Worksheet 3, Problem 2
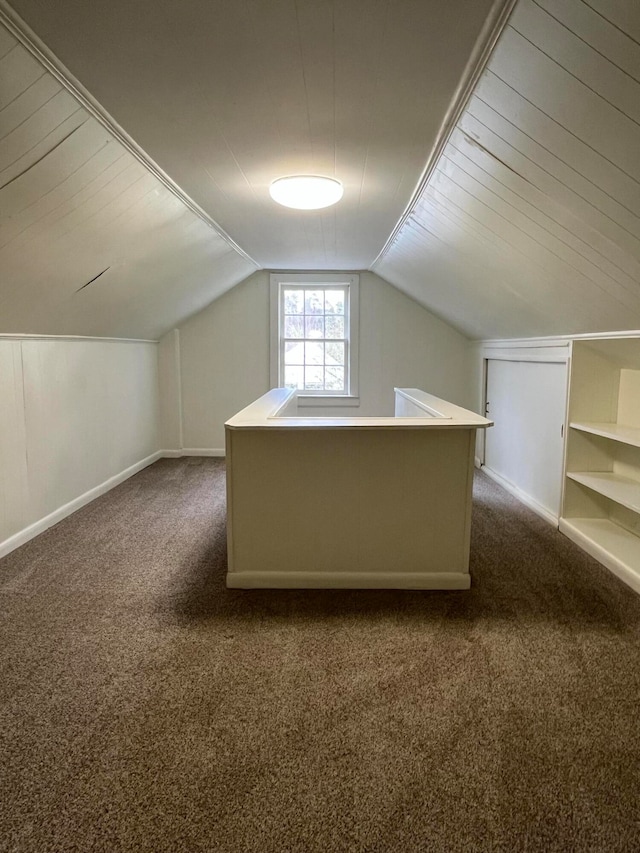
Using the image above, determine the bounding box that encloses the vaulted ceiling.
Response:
[1,0,639,341]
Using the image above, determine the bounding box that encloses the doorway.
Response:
[484,359,568,521]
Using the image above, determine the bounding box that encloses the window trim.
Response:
[270,273,359,405]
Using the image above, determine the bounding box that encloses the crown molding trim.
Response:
[0,333,158,343]
[0,1,260,271]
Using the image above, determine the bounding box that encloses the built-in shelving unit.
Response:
[560,338,640,595]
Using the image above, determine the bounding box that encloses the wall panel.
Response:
[0,337,159,557]
[0,340,28,543]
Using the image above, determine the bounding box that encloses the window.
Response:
[270,273,359,403]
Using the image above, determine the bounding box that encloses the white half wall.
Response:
[160,270,475,451]
[0,336,160,557]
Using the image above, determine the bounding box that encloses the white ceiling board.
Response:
[511,0,640,124]
[535,0,640,79]
[433,149,640,312]
[375,0,640,339]
[445,127,640,284]
[5,0,498,270]
[0,17,14,55]
[0,32,42,106]
[0,89,84,185]
[376,219,561,340]
[584,0,640,43]
[413,187,623,331]
[490,28,639,181]
[0,30,256,338]
[461,99,640,259]
[472,72,640,220]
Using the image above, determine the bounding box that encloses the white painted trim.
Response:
[297,395,360,408]
[0,451,162,560]
[179,448,226,457]
[559,519,640,597]
[269,277,279,390]
[173,329,184,450]
[474,456,482,469]
[477,331,640,346]
[269,273,360,402]
[227,387,491,429]
[482,465,559,527]
[160,449,226,457]
[0,334,158,344]
[481,347,569,363]
[0,1,259,271]
[226,571,471,590]
[370,0,518,269]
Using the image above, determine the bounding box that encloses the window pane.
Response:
[325,316,344,339]
[304,341,324,365]
[305,290,324,314]
[283,290,304,314]
[284,315,304,339]
[325,289,345,314]
[284,365,304,389]
[325,366,345,391]
[305,316,324,338]
[277,277,355,395]
[284,341,304,365]
[304,365,324,390]
[325,341,344,365]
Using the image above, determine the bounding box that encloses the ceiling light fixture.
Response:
[269,175,343,210]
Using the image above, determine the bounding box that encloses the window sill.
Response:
[297,395,360,408]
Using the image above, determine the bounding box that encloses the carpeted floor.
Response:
[1,458,639,853]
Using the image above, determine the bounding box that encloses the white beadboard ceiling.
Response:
[1,0,639,341]
[374,0,640,339]
[0,24,256,339]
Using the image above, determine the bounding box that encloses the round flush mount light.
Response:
[269,175,344,210]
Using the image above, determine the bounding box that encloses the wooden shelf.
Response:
[567,471,640,513]
[562,339,640,596]
[570,421,640,449]
[559,517,640,595]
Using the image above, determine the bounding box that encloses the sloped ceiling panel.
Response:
[0,24,257,340]
[373,0,640,340]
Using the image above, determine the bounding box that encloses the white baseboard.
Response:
[162,448,225,457]
[0,451,162,560]
[481,465,559,527]
[226,571,471,590]
[474,456,482,469]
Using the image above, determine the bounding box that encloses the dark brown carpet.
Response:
[1,458,639,853]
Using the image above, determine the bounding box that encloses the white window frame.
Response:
[270,273,359,407]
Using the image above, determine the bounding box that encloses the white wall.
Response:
[0,337,160,557]
[160,270,474,451]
